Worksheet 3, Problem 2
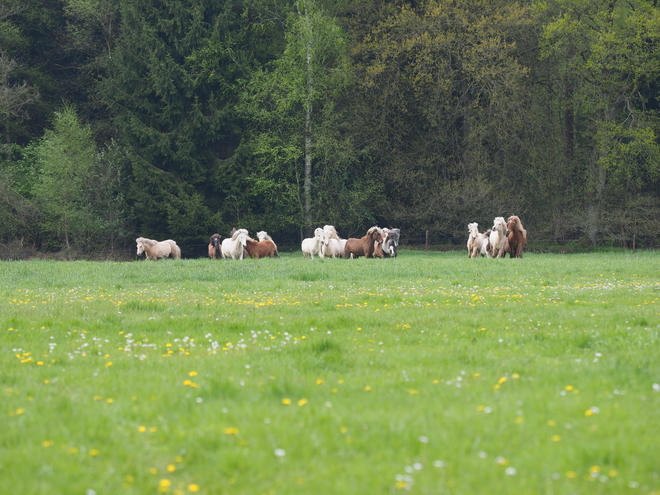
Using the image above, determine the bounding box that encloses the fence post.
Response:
[425,230,429,251]
[633,234,636,253]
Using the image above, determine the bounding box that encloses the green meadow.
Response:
[1,251,659,495]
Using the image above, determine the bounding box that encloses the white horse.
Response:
[467,223,486,258]
[221,229,249,260]
[256,231,272,242]
[302,227,324,258]
[488,217,508,258]
[136,237,181,261]
[321,225,347,258]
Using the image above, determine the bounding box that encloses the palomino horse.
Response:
[221,229,249,260]
[488,217,508,258]
[506,215,527,258]
[208,234,222,259]
[136,237,181,261]
[467,223,486,258]
[302,228,324,258]
[344,227,384,259]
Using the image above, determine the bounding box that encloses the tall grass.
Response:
[1,251,659,494]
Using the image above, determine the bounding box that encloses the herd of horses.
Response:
[135,225,400,261]
[135,216,526,261]
[467,215,527,258]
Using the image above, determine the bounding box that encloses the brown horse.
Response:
[506,215,527,258]
[244,237,279,259]
[344,227,384,259]
[208,234,222,259]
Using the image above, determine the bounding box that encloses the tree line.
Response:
[1,0,659,258]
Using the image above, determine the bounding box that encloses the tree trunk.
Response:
[302,3,313,237]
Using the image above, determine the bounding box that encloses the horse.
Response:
[481,229,491,257]
[506,215,527,258]
[467,223,486,258]
[321,225,347,258]
[208,234,222,259]
[383,228,400,258]
[344,227,384,259]
[136,237,181,261]
[488,217,508,258]
[245,235,279,259]
[373,228,399,258]
[302,227,324,258]
[221,229,249,260]
[256,231,273,242]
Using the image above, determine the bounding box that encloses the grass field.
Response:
[2,250,659,495]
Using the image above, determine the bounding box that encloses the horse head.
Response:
[367,226,384,243]
[210,234,221,247]
[257,231,272,242]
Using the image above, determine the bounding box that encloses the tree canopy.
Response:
[1,0,660,256]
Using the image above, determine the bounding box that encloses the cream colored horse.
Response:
[136,237,181,261]
[467,223,486,258]
[488,217,508,258]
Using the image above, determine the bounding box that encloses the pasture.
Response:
[1,251,659,495]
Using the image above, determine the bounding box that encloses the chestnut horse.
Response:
[245,236,279,259]
[506,215,527,258]
[344,227,384,259]
[208,234,222,259]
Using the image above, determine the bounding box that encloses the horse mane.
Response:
[323,225,340,239]
[507,215,526,235]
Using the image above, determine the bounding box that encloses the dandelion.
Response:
[547,420,557,426]
[408,389,419,395]
[223,427,239,435]
[281,398,291,405]
[566,471,577,479]
[364,386,372,391]
[158,479,171,491]
[89,449,100,456]
[105,362,113,367]
[138,426,147,432]
[496,457,507,465]
[188,484,200,492]
[42,440,54,447]
[498,377,507,384]
[316,379,324,385]
[297,398,308,406]
[189,371,198,377]
[585,406,600,416]
[167,464,176,472]
[552,435,561,442]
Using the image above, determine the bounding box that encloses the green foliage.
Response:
[27,105,128,253]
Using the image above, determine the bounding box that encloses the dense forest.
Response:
[1,0,660,258]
